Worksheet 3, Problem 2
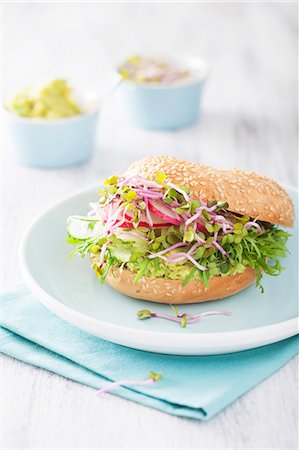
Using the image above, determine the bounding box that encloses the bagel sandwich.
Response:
[67,156,294,304]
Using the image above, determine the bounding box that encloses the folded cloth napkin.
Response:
[1,285,298,420]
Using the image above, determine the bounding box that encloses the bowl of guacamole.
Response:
[8,79,82,119]
[4,79,100,168]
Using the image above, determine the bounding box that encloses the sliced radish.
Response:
[125,211,148,225]
[98,200,175,229]
[148,200,181,226]
[196,221,207,233]
[96,206,108,220]
[152,222,170,228]
[97,199,123,222]
[124,211,169,228]
[118,221,134,229]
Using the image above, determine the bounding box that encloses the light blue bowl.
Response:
[4,91,100,168]
[118,56,209,130]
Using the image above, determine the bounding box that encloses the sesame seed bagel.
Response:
[103,266,256,304]
[127,155,294,227]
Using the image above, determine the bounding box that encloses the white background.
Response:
[2,2,298,449]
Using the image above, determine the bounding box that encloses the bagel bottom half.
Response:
[103,266,256,304]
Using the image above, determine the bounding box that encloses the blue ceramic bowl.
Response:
[118,56,209,130]
[4,90,100,168]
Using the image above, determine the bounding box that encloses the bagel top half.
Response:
[127,155,294,228]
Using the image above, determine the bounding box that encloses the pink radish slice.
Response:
[97,205,108,220]
[124,214,148,227]
[120,220,169,229]
[97,199,122,221]
[102,219,134,229]
[152,222,170,228]
[99,201,172,229]
[196,222,207,233]
[124,212,169,228]
[148,200,181,226]
[118,221,134,229]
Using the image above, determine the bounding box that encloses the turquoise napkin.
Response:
[1,285,298,420]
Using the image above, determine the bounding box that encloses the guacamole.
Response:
[8,79,81,119]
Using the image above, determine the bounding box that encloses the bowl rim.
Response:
[2,87,101,125]
[114,54,210,90]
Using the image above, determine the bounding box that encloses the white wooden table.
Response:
[2,3,298,449]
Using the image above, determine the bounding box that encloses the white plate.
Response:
[20,184,299,355]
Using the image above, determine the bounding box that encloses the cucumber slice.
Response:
[67,216,103,240]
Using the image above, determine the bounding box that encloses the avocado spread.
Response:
[9,79,81,119]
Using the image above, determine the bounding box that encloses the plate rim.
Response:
[19,182,299,355]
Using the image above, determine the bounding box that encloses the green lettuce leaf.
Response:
[66,214,291,290]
